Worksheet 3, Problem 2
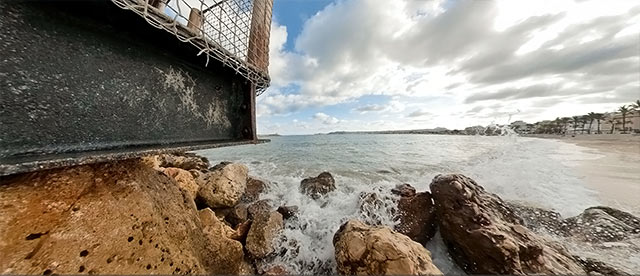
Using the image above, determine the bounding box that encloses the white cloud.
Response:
[313,112,341,125]
[258,0,640,134]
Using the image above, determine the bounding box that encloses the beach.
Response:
[531,134,640,215]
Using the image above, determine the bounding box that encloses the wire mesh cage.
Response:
[111,0,272,95]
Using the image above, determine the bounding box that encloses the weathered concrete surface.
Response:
[0,159,232,274]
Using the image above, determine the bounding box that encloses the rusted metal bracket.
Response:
[0,1,266,176]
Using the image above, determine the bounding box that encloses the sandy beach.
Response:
[531,134,640,215]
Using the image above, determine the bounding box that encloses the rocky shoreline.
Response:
[1,153,638,275]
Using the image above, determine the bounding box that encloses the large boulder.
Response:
[300,172,336,199]
[333,220,442,275]
[0,160,233,274]
[246,211,283,259]
[162,167,199,199]
[198,208,245,274]
[395,190,437,245]
[430,174,585,274]
[196,162,248,208]
[391,183,416,197]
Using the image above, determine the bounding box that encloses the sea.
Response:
[198,134,635,274]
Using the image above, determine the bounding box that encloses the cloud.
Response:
[313,112,341,125]
[258,0,640,133]
[407,110,431,118]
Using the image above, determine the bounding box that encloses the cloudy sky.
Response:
[257,0,639,135]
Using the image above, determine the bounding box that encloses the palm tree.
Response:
[619,105,630,133]
[608,118,616,134]
[572,116,580,135]
[592,113,604,134]
[586,112,596,134]
[580,115,589,134]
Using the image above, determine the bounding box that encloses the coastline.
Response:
[529,134,640,215]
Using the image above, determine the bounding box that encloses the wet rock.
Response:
[248,199,273,219]
[198,208,244,274]
[395,191,437,245]
[156,153,209,171]
[242,177,267,203]
[391,183,416,197]
[224,204,249,227]
[357,192,392,226]
[300,172,336,199]
[430,174,585,274]
[0,160,231,274]
[262,264,289,275]
[333,220,442,275]
[507,202,568,236]
[246,211,283,259]
[162,167,200,199]
[575,256,631,276]
[277,205,299,220]
[564,206,640,243]
[196,162,248,208]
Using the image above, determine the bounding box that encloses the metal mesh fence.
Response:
[110,0,272,95]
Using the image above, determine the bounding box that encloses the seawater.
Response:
[198,134,604,274]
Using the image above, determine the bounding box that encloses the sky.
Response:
[257,0,640,135]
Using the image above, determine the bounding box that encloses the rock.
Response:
[333,220,442,275]
[246,211,283,259]
[357,192,392,226]
[229,220,252,243]
[563,206,640,243]
[196,162,248,208]
[0,160,235,274]
[242,177,267,203]
[395,191,437,245]
[575,256,631,276]
[300,172,336,199]
[198,208,245,274]
[507,202,568,236]
[391,183,416,197]
[224,204,249,227]
[156,153,209,171]
[430,174,585,274]
[277,205,299,220]
[247,199,273,219]
[239,258,257,275]
[262,265,289,275]
[162,167,200,199]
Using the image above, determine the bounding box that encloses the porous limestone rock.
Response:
[198,208,244,274]
[196,162,248,208]
[0,160,230,275]
[563,206,640,243]
[430,174,585,275]
[246,211,283,259]
[162,167,199,199]
[300,172,336,199]
[333,220,442,275]
[156,153,209,171]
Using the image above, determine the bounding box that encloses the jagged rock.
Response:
[262,264,289,275]
[300,172,336,199]
[507,202,568,236]
[198,208,244,274]
[162,167,200,199]
[248,199,273,219]
[277,205,299,220]
[229,220,252,243]
[222,204,248,227]
[156,153,209,171]
[239,258,257,275]
[430,174,585,274]
[0,160,233,274]
[575,256,631,276]
[333,220,442,275]
[391,183,416,197]
[564,206,640,243]
[395,190,437,245]
[246,211,283,259]
[196,162,248,208]
[242,177,267,203]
